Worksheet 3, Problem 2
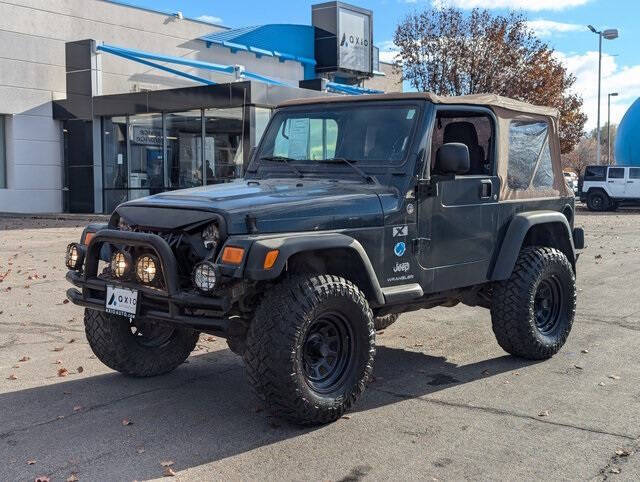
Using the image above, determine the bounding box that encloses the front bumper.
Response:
[65,229,238,334]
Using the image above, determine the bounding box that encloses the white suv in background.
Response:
[564,171,578,194]
[580,165,640,211]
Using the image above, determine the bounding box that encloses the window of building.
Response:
[507,120,552,190]
[165,110,203,188]
[608,167,625,179]
[129,113,164,201]
[203,107,244,184]
[0,115,6,189]
[102,116,128,213]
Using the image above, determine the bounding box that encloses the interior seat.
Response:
[443,121,485,174]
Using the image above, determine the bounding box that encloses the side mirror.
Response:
[436,143,470,175]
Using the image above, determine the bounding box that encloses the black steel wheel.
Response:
[84,309,199,377]
[491,247,576,360]
[244,274,375,425]
[587,191,609,211]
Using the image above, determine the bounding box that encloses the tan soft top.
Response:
[278,92,558,118]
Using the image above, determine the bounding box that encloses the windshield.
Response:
[256,103,420,168]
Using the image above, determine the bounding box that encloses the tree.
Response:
[561,137,597,175]
[588,123,617,164]
[393,7,587,153]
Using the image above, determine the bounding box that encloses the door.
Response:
[627,168,640,198]
[417,107,499,293]
[607,167,626,197]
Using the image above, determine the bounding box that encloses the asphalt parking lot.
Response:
[1,208,639,481]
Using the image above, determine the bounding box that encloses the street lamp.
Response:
[588,25,618,165]
[608,92,618,164]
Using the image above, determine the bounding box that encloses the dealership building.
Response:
[0,0,401,214]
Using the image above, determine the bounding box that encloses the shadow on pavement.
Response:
[0,346,536,480]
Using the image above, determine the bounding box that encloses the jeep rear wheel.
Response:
[84,309,199,377]
[243,275,375,425]
[490,247,575,360]
[586,191,609,211]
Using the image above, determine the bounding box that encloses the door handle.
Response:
[480,179,492,199]
[608,180,615,183]
[627,181,634,183]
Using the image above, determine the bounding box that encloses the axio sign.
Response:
[337,7,371,73]
[312,1,373,77]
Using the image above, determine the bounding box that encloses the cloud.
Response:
[526,19,583,37]
[196,15,223,25]
[428,0,590,11]
[378,40,401,64]
[556,51,640,131]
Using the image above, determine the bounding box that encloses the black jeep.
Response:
[65,93,584,425]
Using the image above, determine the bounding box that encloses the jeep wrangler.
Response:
[580,164,640,211]
[65,93,584,425]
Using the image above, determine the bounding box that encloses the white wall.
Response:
[0,0,306,213]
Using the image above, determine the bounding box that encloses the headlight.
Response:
[193,261,217,292]
[136,254,158,284]
[202,223,220,250]
[65,243,85,270]
[118,217,132,231]
[110,251,131,278]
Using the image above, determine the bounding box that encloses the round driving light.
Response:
[202,223,220,250]
[110,251,131,278]
[136,254,158,284]
[65,243,85,270]
[117,217,132,231]
[193,261,217,293]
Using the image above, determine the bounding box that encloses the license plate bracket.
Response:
[105,285,139,318]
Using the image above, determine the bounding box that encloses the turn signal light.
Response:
[263,250,279,269]
[83,232,95,245]
[221,246,245,264]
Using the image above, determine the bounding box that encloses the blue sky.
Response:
[117,0,640,130]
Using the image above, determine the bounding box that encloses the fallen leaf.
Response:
[136,447,146,454]
[594,254,602,259]
[12,365,20,369]
[205,336,215,342]
[598,382,606,387]
[581,349,589,354]
[35,477,50,482]
[574,365,583,370]
[66,473,79,482]
[27,459,36,465]
[341,415,352,419]
[77,366,84,373]
[53,360,62,365]
[160,461,175,467]
[57,368,69,377]
[122,418,133,426]
[163,467,176,477]
[7,374,18,380]
[53,347,64,352]
[68,338,76,344]
[414,343,424,347]
[73,405,82,412]
[610,467,621,474]
[18,356,30,362]
[62,299,69,304]
[538,410,550,417]
[608,375,621,380]
[616,449,632,457]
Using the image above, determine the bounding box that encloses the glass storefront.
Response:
[102,107,252,213]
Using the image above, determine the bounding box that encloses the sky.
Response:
[117,0,640,131]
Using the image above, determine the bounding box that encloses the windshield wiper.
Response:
[317,158,375,184]
[259,156,303,178]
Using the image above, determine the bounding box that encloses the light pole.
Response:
[588,25,618,164]
[608,92,618,164]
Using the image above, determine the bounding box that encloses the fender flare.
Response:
[490,211,576,281]
[241,233,386,306]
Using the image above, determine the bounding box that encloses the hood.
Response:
[118,179,389,234]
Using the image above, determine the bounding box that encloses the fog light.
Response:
[110,251,131,278]
[136,254,158,284]
[65,243,85,270]
[193,261,217,293]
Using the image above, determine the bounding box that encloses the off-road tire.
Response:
[374,313,400,331]
[586,190,609,211]
[243,275,375,425]
[490,247,575,360]
[84,308,199,377]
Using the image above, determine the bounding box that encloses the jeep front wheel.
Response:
[84,309,199,376]
[490,247,576,360]
[243,275,375,425]
[586,191,609,211]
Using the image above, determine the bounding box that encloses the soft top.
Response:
[278,92,558,118]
